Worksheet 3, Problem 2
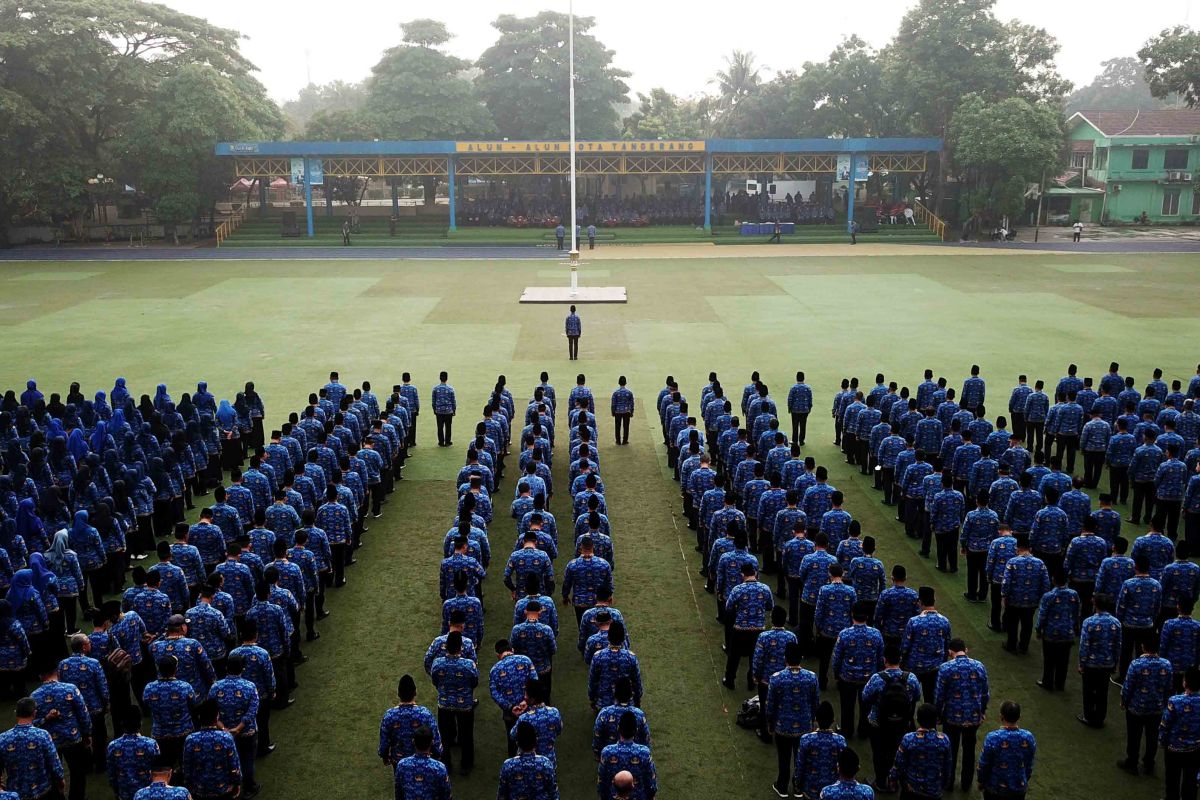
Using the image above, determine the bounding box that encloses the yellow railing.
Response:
[214,209,245,247]
[912,200,947,241]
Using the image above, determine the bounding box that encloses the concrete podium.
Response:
[520,254,626,304]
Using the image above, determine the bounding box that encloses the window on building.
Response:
[1192,191,1200,216]
[1131,149,1150,170]
[1095,147,1108,170]
[1071,153,1092,169]
[1162,189,1181,216]
[1164,149,1189,170]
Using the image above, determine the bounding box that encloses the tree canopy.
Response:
[1067,57,1171,112]
[475,12,630,139]
[1139,26,1200,107]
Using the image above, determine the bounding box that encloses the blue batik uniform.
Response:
[589,647,643,708]
[503,548,552,595]
[1002,555,1050,608]
[862,667,922,726]
[563,556,613,608]
[1004,489,1041,533]
[915,418,942,456]
[788,383,813,415]
[490,654,538,714]
[819,509,852,548]
[1095,555,1136,599]
[935,654,989,728]
[793,729,847,798]
[819,779,874,799]
[1064,534,1106,585]
[1122,654,1172,716]
[1079,611,1122,668]
[902,611,951,674]
[510,705,563,765]
[1131,443,1165,484]
[1162,560,1200,611]
[835,538,864,573]
[960,507,999,553]
[1030,506,1069,557]
[832,624,884,683]
[246,599,292,659]
[31,680,89,747]
[1161,692,1200,753]
[799,551,837,605]
[1132,532,1176,581]
[753,628,798,684]
[766,665,819,737]
[1161,617,1200,674]
[215,558,254,616]
[781,536,815,579]
[977,727,1036,797]
[394,752,451,800]
[430,655,478,711]
[1117,576,1162,629]
[182,727,241,798]
[726,580,774,629]
[423,635,478,675]
[209,676,259,736]
[815,582,857,638]
[0,723,63,800]
[107,733,160,800]
[143,678,197,738]
[874,585,919,642]
[592,703,649,758]
[497,752,558,800]
[431,384,456,416]
[58,654,109,716]
[929,489,965,534]
[889,727,953,797]
[598,741,657,800]
[969,457,999,499]
[443,595,484,648]
[511,622,557,677]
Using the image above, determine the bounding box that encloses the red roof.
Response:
[1072,109,1200,137]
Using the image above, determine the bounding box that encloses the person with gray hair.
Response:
[58,633,109,772]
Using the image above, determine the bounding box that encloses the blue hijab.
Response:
[154,384,171,412]
[20,380,42,408]
[28,553,53,595]
[15,497,42,542]
[67,428,89,462]
[216,399,237,428]
[94,391,110,417]
[6,569,35,612]
[90,421,109,453]
[46,418,66,442]
[111,378,130,408]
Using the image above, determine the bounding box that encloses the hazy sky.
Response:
[167,0,1195,104]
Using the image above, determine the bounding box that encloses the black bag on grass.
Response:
[736,695,760,729]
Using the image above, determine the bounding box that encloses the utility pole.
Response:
[567,0,580,291]
[1033,168,1045,243]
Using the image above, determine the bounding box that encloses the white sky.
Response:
[166,0,1196,105]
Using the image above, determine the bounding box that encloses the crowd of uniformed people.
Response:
[665,363,1200,800]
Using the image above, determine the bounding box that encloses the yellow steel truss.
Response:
[233,151,929,178]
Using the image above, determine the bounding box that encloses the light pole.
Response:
[567,0,580,292]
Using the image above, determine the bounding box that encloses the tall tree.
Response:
[366,19,495,140]
[1139,26,1200,107]
[1067,57,1171,112]
[791,36,898,137]
[120,63,282,241]
[713,50,761,111]
[281,81,367,135]
[621,88,712,139]
[949,93,1062,221]
[475,12,630,139]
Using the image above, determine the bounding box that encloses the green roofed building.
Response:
[1063,109,1200,225]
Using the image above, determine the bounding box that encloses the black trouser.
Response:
[1070,579,1095,616]
[1157,499,1183,539]
[990,583,1004,629]
[407,414,417,446]
[1121,626,1154,679]
[502,710,519,757]
[796,601,815,657]
[1165,747,1200,800]
[303,590,316,639]
[271,655,293,704]
[1081,666,1112,725]
[1027,422,1045,458]
[567,336,579,360]
[844,432,858,463]
[1011,412,1026,442]
[881,468,896,503]
[331,543,347,587]
[316,573,329,616]
[61,741,90,800]
[1132,481,1156,524]
[871,723,907,788]
[943,724,978,791]
[837,680,868,737]
[588,236,595,250]
[1082,451,1105,488]
[1033,549,1064,578]
[1056,434,1079,474]
[935,529,959,571]
[857,439,870,474]
[556,235,564,249]
[1005,605,1035,652]
[369,482,383,516]
[90,710,108,769]
[785,577,802,627]
[1125,711,1159,768]
[435,414,453,446]
[904,498,923,539]
[791,412,809,444]
[438,707,475,770]
[1188,512,1200,551]
[724,628,759,685]
[774,733,799,790]
[965,551,987,599]
[84,568,106,611]
[1109,465,1130,504]
[916,670,937,704]
[815,635,836,691]
[613,414,630,445]
[256,703,273,755]
[983,792,1026,800]
[1041,640,1072,690]
[236,732,258,789]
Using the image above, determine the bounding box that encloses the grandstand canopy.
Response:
[215,137,942,233]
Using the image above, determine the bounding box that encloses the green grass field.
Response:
[1,248,1197,800]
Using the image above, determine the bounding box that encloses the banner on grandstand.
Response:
[836,154,869,182]
[290,158,324,186]
[455,141,705,153]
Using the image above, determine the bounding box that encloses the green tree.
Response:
[366,19,495,140]
[1139,26,1200,107]
[882,0,1071,139]
[475,12,630,139]
[120,63,282,241]
[0,0,276,244]
[621,88,712,139]
[949,93,1063,222]
[281,81,367,135]
[303,109,381,141]
[1067,57,1171,112]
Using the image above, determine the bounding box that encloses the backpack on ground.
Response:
[735,694,760,729]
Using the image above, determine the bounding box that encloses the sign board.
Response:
[455,140,705,153]
[835,154,869,182]
[290,158,324,186]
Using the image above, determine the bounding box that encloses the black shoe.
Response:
[1035,680,1052,691]
[1115,759,1138,774]
[757,730,773,744]
[243,784,262,799]
[771,782,788,798]
[987,624,1005,633]
[1002,642,1018,654]
[265,743,277,754]
[1143,761,1155,775]
[306,632,321,642]
[294,655,309,665]
[317,610,331,620]
[721,678,735,690]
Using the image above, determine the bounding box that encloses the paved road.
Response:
[0,245,559,261]
[950,240,1200,253]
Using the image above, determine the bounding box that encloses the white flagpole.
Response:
[568,0,580,290]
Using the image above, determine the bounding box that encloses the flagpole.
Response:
[568,0,580,289]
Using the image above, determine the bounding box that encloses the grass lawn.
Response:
[0,248,1195,799]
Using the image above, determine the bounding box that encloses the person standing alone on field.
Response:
[555,223,565,250]
[1073,220,1083,243]
[432,373,456,448]
[588,224,596,250]
[565,306,581,361]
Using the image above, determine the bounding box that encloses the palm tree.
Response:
[713,50,761,111]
